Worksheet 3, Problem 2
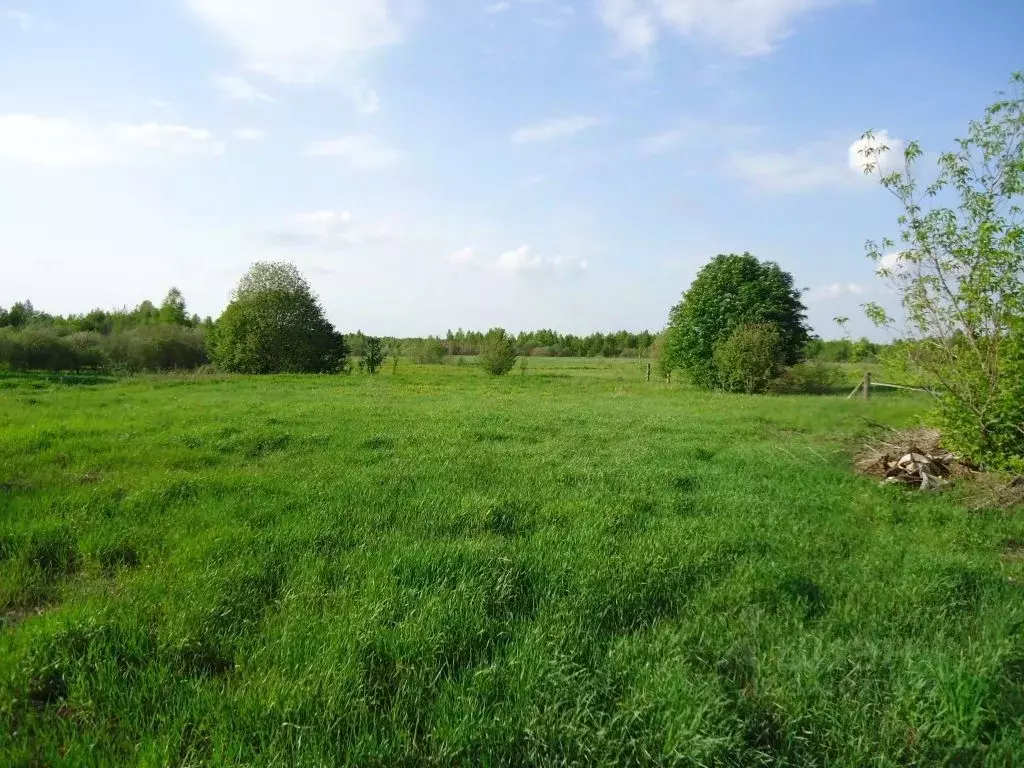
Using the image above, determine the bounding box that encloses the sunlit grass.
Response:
[1,360,1022,765]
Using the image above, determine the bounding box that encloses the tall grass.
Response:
[1,360,1022,765]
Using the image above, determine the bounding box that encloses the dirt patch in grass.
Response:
[1001,539,1024,562]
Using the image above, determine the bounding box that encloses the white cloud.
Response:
[729,145,849,193]
[497,245,545,272]
[449,246,476,264]
[3,9,34,31]
[214,74,276,104]
[598,0,657,55]
[266,209,393,247]
[848,130,905,176]
[0,115,223,167]
[112,124,225,155]
[809,282,869,300]
[186,0,407,83]
[234,128,267,141]
[496,245,589,273]
[876,251,907,275]
[639,129,684,154]
[523,173,551,187]
[352,86,381,115]
[485,2,510,13]
[0,115,110,168]
[729,131,908,193]
[597,0,847,57]
[307,134,400,169]
[512,116,601,144]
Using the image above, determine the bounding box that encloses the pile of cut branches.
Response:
[855,427,969,491]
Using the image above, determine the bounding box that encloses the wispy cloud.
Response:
[307,134,400,170]
[265,209,393,248]
[352,86,381,115]
[512,116,601,144]
[808,282,870,301]
[449,246,476,264]
[639,129,685,154]
[3,9,34,31]
[730,131,906,194]
[214,75,276,104]
[597,0,852,58]
[495,245,589,273]
[186,0,409,83]
[234,128,267,141]
[0,115,224,168]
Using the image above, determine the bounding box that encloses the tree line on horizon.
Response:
[0,276,880,377]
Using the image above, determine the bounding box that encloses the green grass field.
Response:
[2,359,1023,766]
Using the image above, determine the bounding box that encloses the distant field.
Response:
[2,359,1023,765]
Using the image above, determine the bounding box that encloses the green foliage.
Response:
[767,361,844,395]
[412,337,448,365]
[713,323,784,394]
[6,301,33,330]
[209,262,347,374]
[664,253,810,389]
[1,362,1022,765]
[158,287,189,326]
[101,326,208,373]
[0,328,80,371]
[479,328,517,376]
[0,326,206,373]
[862,74,1024,469]
[362,337,385,376]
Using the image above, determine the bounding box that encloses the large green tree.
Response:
[663,253,810,388]
[209,262,348,374]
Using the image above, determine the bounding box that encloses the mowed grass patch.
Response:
[1,360,1023,765]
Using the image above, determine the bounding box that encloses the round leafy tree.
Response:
[210,262,348,374]
[663,253,810,388]
[479,328,518,376]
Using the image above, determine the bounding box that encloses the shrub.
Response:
[0,328,79,372]
[102,326,208,373]
[209,262,347,374]
[767,361,843,395]
[713,324,785,394]
[413,338,447,365]
[362,337,385,375]
[664,253,810,389]
[479,328,517,376]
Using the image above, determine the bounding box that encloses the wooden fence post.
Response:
[863,371,872,400]
[647,363,652,382]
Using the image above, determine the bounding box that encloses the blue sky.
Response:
[1,0,1021,338]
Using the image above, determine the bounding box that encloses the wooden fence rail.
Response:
[847,371,936,400]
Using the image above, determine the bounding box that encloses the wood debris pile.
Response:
[855,428,968,491]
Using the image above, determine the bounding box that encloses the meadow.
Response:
[2,358,1023,766]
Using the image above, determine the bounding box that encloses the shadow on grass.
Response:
[0,371,117,390]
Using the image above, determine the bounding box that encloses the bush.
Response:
[0,328,83,372]
[412,338,447,365]
[937,325,1024,471]
[479,328,517,376]
[664,253,810,389]
[767,361,843,395]
[209,262,347,374]
[102,326,208,373]
[713,324,784,394]
[0,326,207,374]
[362,337,385,375]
